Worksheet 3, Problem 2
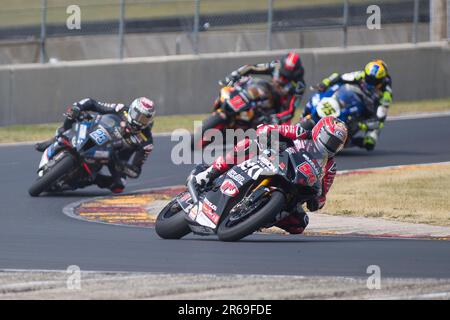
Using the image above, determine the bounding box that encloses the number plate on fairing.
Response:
[89,126,110,145]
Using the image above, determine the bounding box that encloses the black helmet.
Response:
[273,52,304,96]
[279,51,304,82]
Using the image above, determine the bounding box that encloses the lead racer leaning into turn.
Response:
[192,116,349,235]
[35,97,156,193]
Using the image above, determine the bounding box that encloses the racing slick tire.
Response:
[217,190,285,242]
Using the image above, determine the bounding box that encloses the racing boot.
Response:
[95,174,125,193]
[35,126,66,152]
[110,179,125,194]
[363,130,379,151]
[35,137,56,152]
[275,205,309,234]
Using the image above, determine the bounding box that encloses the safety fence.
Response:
[0,0,447,63]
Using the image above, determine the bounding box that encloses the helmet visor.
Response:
[129,107,153,128]
[365,74,379,86]
[318,131,344,154]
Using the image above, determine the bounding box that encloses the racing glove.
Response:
[306,196,325,212]
[64,106,81,121]
[220,70,241,86]
[316,82,328,92]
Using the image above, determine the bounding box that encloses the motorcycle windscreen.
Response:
[335,85,365,116]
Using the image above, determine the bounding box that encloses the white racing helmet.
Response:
[127,97,156,131]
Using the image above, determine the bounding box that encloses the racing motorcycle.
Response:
[191,76,280,150]
[303,83,381,148]
[155,139,322,242]
[29,112,124,196]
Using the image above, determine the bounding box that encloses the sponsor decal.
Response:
[202,199,220,225]
[113,127,122,140]
[220,179,239,197]
[203,198,218,211]
[189,205,199,220]
[279,162,286,171]
[286,147,296,154]
[227,169,245,185]
[259,156,275,170]
[180,193,191,202]
[115,104,125,112]
[94,150,110,158]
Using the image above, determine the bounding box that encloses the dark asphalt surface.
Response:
[0,116,449,278]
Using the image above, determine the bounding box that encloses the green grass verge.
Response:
[328,163,450,226]
[0,114,208,144]
[1,98,449,144]
[387,98,450,116]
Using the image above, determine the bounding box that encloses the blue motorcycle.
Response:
[29,112,124,196]
[303,83,377,148]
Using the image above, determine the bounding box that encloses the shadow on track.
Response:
[176,235,371,244]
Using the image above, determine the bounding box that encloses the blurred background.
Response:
[0,0,448,64]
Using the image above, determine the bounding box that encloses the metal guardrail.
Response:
[0,0,444,63]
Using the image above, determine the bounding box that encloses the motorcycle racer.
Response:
[315,60,392,150]
[192,116,348,234]
[35,97,155,193]
[221,51,306,124]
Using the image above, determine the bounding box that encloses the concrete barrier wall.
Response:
[0,68,11,124]
[0,42,449,126]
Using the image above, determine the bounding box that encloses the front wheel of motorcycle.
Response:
[28,153,76,197]
[155,198,191,239]
[190,112,226,150]
[217,190,285,242]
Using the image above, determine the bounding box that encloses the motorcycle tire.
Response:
[28,153,76,197]
[217,190,285,242]
[155,198,191,239]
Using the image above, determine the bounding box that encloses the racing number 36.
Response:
[297,162,317,185]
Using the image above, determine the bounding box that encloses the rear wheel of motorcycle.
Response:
[190,113,225,150]
[28,153,76,197]
[217,190,285,242]
[155,198,191,239]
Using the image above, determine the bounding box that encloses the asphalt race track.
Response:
[0,116,449,278]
